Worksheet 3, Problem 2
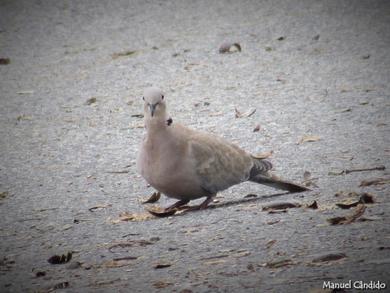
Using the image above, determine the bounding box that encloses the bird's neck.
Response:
[145,116,169,136]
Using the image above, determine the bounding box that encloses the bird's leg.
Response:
[198,195,215,209]
[165,199,190,211]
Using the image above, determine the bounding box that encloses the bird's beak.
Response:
[149,104,157,117]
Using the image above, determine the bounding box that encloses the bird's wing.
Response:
[188,132,253,194]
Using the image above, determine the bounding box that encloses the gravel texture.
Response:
[1,0,389,292]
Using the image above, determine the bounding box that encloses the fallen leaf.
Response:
[336,192,374,209]
[111,211,153,223]
[112,50,137,59]
[105,170,129,174]
[265,46,273,52]
[209,111,224,117]
[359,177,390,187]
[362,54,370,59]
[266,240,276,249]
[35,271,46,277]
[232,250,251,258]
[298,135,320,144]
[235,107,256,118]
[104,257,138,268]
[251,151,273,159]
[277,36,285,41]
[312,253,346,263]
[52,282,69,290]
[153,281,173,289]
[328,169,345,176]
[262,201,300,211]
[142,192,161,204]
[263,259,295,268]
[85,97,97,105]
[253,124,261,132]
[16,114,33,121]
[219,42,241,53]
[154,263,172,269]
[145,206,177,217]
[0,191,9,200]
[108,241,153,253]
[327,204,366,225]
[0,58,10,65]
[313,34,320,41]
[48,252,72,264]
[306,201,318,209]
[266,219,280,225]
[338,108,352,113]
[89,204,112,212]
[17,90,34,95]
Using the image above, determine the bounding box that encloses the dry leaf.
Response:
[336,193,374,209]
[262,201,300,211]
[112,50,137,59]
[108,240,154,252]
[328,169,345,176]
[266,240,276,249]
[145,206,177,217]
[298,135,320,144]
[311,253,346,263]
[0,58,10,65]
[142,192,161,204]
[219,42,241,53]
[0,191,9,200]
[111,211,153,223]
[253,124,261,132]
[327,204,366,225]
[359,177,390,187]
[209,111,224,117]
[154,263,172,269]
[52,282,69,290]
[266,219,280,225]
[153,281,173,289]
[235,107,256,118]
[263,259,295,268]
[104,257,137,268]
[251,150,273,159]
[16,114,33,121]
[48,252,72,264]
[89,204,112,212]
[17,90,34,95]
[85,97,97,105]
[306,201,318,209]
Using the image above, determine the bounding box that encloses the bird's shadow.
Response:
[146,191,296,218]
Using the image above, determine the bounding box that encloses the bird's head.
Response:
[142,87,167,122]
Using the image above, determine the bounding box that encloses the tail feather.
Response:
[249,174,309,193]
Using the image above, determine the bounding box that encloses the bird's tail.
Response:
[249,174,309,193]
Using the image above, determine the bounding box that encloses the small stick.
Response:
[345,165,385,174]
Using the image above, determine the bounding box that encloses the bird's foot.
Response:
[165,199,190,212]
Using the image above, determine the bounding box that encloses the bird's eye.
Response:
[161,95,164,100]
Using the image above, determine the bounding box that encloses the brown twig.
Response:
[345,165,385,174]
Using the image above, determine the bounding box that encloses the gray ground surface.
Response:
[1,0,390,292]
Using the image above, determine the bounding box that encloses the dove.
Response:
[136,87,309,211]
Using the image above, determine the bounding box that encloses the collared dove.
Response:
[137,87,309,211]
